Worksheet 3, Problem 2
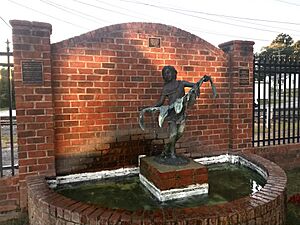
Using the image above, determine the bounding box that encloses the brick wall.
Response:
[10,20,56,208]
[8,20,298,214]
[245,143,300,170]
[0,176,19,213]
[8,21,259,176]
[219,40,254,150]
[51,23,236,175]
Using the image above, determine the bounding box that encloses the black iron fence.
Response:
[0,40,17,177]
[253,55,300,146]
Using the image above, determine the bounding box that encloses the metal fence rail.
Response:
[0,40,17,177]
[253,56,300,146]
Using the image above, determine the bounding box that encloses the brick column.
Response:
[10,20,55,208]
[219,40,254,151]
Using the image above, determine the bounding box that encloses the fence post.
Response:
[10,20,55,209]
[219,40,254,151]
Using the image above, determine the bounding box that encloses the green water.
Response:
[56,163,266,211]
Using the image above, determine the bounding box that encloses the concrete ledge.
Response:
[139,174,208,201]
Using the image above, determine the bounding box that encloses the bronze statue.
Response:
[139,65,216,165]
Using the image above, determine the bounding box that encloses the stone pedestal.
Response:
[139,156,208,201]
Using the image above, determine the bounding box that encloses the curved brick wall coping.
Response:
[27,153,287,225]
[48,153,267,188]
[47,167,139,189]
[194,154,268,179]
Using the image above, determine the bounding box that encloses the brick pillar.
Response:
[10,20,55,208]
[219,40,254,151]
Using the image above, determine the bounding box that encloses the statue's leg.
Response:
[176,121,186,141]
[161,121,175,158]
[161,121,177,158]
[168,121,177,158]
[162,143,170,157]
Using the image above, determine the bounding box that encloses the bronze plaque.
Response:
[22,61,43,84]
[149,37,160,48]
[239,68,249,85]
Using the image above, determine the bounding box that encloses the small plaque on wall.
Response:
[149,37,161,48]
[239,68,249,85]
[22,61,43,84]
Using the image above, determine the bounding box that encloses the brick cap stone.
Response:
[218,40,255,49]
[52,22,223,55]
[10,20,52,33]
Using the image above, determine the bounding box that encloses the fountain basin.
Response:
[27,153,287,225]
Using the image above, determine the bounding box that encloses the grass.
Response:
[286,167,300,225]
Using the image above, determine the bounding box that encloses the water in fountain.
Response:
[55,163,266,211]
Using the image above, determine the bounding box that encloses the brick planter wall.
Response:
[245,143,300,170]
[26,153,287,225]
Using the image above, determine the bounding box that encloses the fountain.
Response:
[8,20,288,225]
[28,153,286,224]
[26,66,286,225]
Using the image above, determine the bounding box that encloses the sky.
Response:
[1,0,300,54]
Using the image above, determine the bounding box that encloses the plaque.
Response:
[149,37,160,48]
[22,61,43,84]
[239,68,249,85]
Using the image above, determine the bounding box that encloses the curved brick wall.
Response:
[50,22,233,175]
[27,153,286,225]
[10,20,255,180]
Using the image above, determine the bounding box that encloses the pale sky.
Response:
[1,0,300,53]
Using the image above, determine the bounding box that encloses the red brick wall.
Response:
[245,143,300,170]
[219,41,254,150]
[7,19,299,215]
[8,22,257,177]
[0,176,19,213]
[51,23,234,174]
[10,20,56,207]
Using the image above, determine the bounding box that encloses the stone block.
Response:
[139,156,208,201]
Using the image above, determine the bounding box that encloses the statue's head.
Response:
[162,65,177,83]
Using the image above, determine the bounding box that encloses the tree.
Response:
[292,40,300,57]
[257,33,299,58]
[0,68,15,109]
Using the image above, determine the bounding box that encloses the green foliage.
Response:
[257,33,300,58]
[293,40,300,57]
[0,68,15,109]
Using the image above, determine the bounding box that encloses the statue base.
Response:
[139,156,209,202]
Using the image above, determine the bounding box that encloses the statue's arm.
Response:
[182,81,195,88]
[154,93,166,107]
[139,93,167,130]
